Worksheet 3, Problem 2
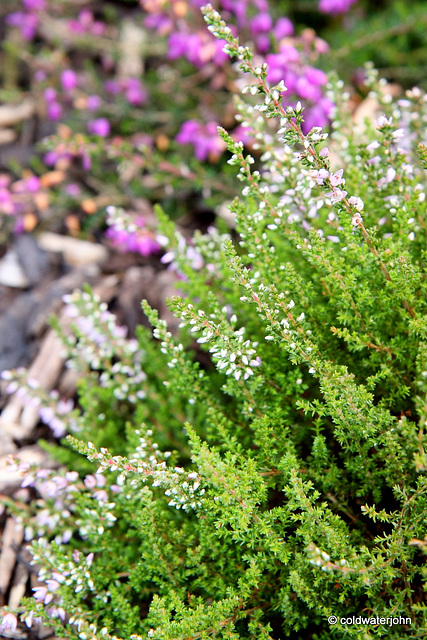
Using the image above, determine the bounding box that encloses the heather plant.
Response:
[1,0,427,248]
[2,5,427,639]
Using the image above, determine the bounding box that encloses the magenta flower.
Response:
[47,102,63,121]
[250,12,273,35]
[44,87,57,103]
[87,95,102,111]
[273,17,294,39]
[176,120,226,161]
[88,118,110,137]
[23,0,46,9]
[6,11,39,40]
[61,69,78,91]
[319,0,358,13]
[124,78,147,106]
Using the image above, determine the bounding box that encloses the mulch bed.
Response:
[0,228,184,638]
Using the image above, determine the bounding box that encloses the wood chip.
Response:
[0,274,119,440]
[0,518,24,597]
[37,232,109,267]
[0,99,35,128]
[8,561,29,609]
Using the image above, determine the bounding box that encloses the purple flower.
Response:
[25,176,40,192]
[124,78,147,106]
[87,95,102,111]
[250,12,273,35]
[65,183,81,197]
[319,0,358,13]
[6,11,39,40]
[23,0,46,9]
[304,66,328,86]
[33,585,50,604]
[296,76,322,101]
[47,102,63,121]
[273,17,294,39]
[104,80,120,95]
[176,120,225,161]
[44,87,57,103]
[88,118,110,137]
[61,69,78,91]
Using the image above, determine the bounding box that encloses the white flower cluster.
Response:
[87,443,205,512]
[306,542,348,573]
[208,329,261,381]
[179,303,261,381]
[63,290,147,402]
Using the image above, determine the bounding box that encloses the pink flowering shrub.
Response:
[1,7,427,633]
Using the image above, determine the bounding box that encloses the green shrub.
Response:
[2,5,427,639]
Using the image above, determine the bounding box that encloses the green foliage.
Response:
[3,7,427,640]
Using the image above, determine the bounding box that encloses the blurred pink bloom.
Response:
[319,0,358,13]
[23,0,46,9]
[88,118,110,137]
[87,95,102,111]
[61,69,78,91]
[47,102,63,121]
[176,120,225,161]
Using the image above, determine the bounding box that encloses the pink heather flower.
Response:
[106,220,160,257]
[34,69,46,82]
[330,188,347,203]
[65,183,81,197]
[296,76,322,102]
[176,120,225,161]
[315,168,329,184]
[6,12,39,40]
[0,613,18,633]
[87,95,102,111]
[255,34,270,54]
[319,0,358,13]
[124,78,147,106]
[143,13,173,35]
[329,169,345,186]
[25,176,40,192]
[88,118,110,137]
[304,67,328,86]
[33,585,50,603]
[23,0,46,9]
[91,21,106,36]
[84,475,97,489]
[104,80,120,94]
[47,102,63,121]
[44,87,57,103]
[61,69,78,91]
[273,17,294,39]
[45,579,60,592]
[250,12,273,34]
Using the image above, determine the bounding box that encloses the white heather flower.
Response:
[376,115,392,128]
[386,167,396,183]
[392,128,405,139]
[0,614,18,633]
[348,196,364,211]
[351,212,363,227]
[315,168,329,185]
[366,140,380,151]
